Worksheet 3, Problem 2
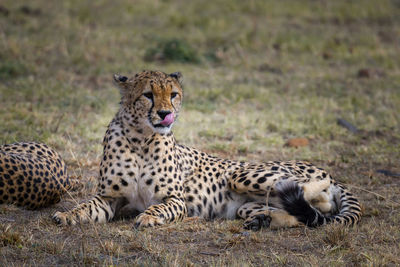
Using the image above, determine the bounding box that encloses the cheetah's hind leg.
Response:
[237,202,300,231]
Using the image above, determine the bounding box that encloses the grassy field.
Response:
[1,0,400,265]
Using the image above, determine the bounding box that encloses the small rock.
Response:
[233,231,250,238]
[242,231,250,237]
[286,138,309,148]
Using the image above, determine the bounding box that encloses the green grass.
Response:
[1,0,400,265]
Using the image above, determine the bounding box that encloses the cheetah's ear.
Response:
[169,72,183,84]
[113,74,130,92]
[113,74,128,84]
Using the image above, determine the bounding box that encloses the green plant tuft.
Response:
[0,61,28,79]
[144,39,200,64]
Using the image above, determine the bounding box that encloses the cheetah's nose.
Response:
[158,111,174,126]
[157,110,172,120]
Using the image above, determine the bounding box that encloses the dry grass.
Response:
[1,0,400,265]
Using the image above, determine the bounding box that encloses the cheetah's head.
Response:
[113,70,183,134]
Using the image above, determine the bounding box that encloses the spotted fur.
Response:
[53,70,362,230]
[0,142,77,209]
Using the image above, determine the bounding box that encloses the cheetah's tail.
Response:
[276,181,362,227]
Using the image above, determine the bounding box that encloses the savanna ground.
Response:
[1,0,400,265]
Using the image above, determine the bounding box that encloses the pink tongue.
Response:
[161,113,174,126]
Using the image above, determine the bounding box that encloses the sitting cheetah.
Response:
[53,71,361,230]
[0,142,77,209]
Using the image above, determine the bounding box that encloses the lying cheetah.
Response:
[53,71,361,230]
[0,142,77,209]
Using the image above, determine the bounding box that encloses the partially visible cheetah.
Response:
[0,142,77,209]
[53,71,362,230]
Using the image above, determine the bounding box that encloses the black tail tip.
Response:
[275,181,306,211]
[276,181,306,209]
[276,181,323,227]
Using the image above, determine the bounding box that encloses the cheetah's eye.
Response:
[171,92,178,100]
[143,92,154,101]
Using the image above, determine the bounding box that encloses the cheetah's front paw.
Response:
[243,214,271,231]
[52,211,77,226]
[134,213,165,229]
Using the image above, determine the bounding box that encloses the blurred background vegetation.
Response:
[0,0,399,265]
